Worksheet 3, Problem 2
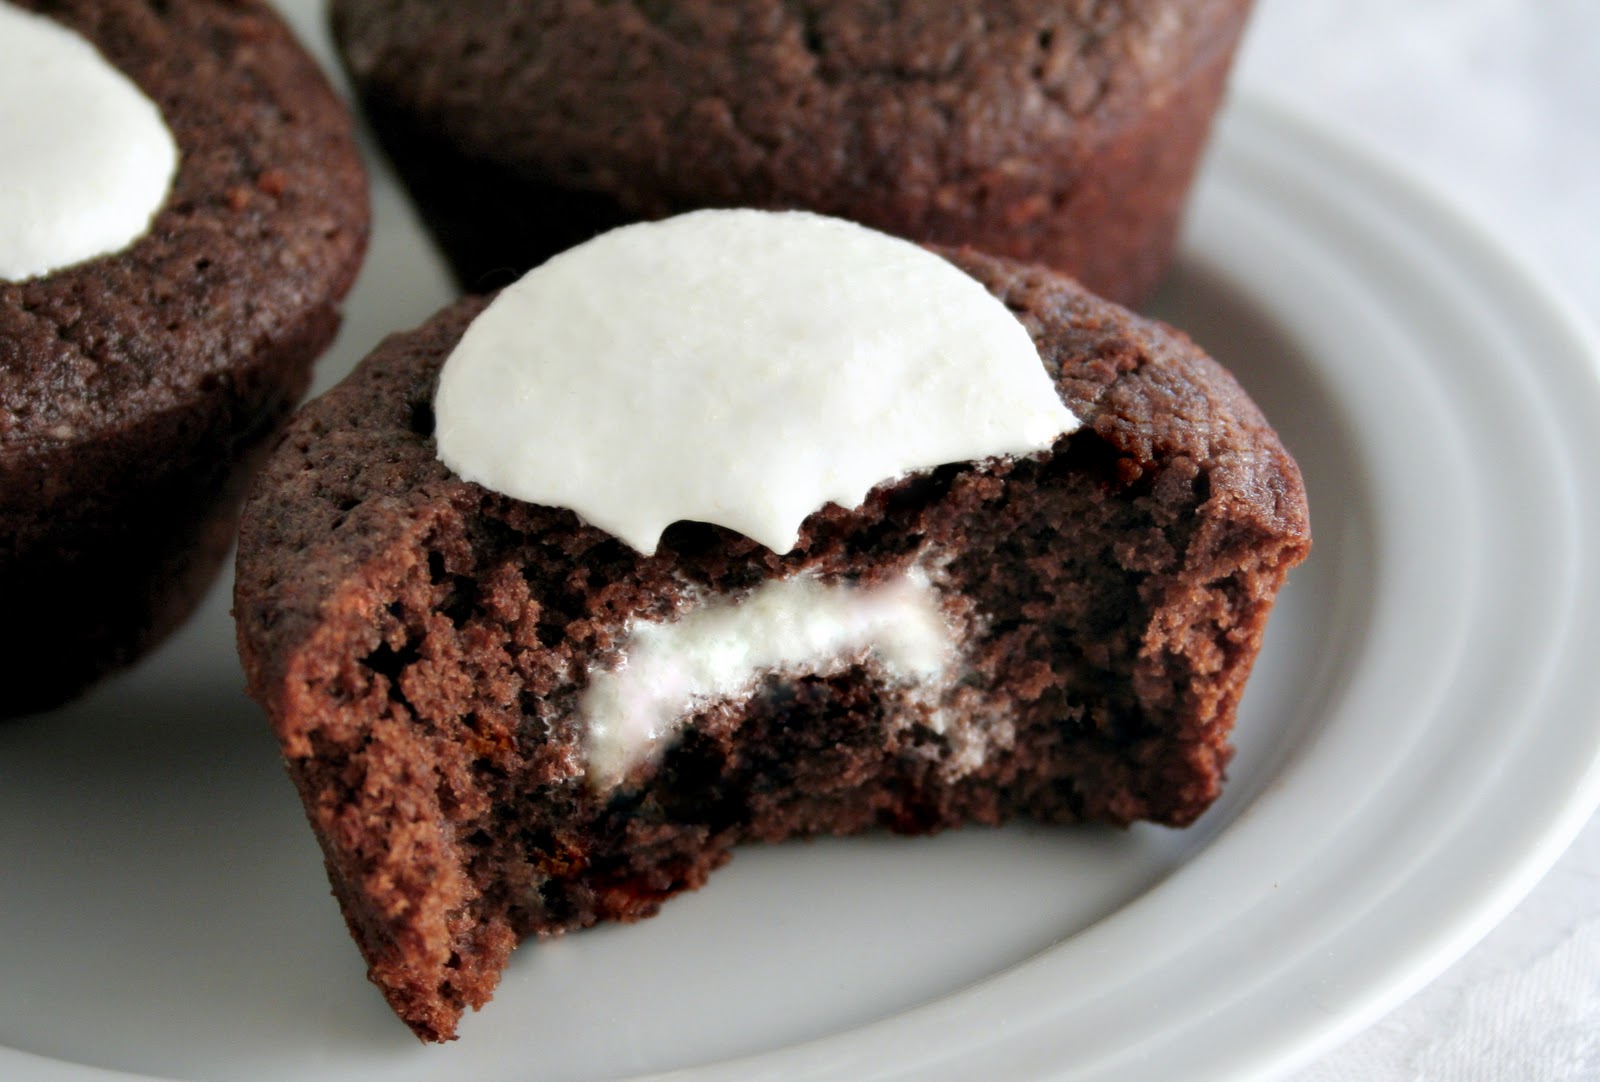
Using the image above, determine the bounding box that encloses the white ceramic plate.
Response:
[4,8,1599,1079]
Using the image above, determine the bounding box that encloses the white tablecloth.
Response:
[1234,2,1600,1078]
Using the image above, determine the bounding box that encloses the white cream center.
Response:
[0,2,179,281]
[434,209,1078,555]
[582,570,952,789]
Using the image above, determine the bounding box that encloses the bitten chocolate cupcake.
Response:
[234,211,1309,1041]
[0,0,368,716]
[331,0,1253,306]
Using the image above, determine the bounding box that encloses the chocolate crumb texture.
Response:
[235,246,1309,1041]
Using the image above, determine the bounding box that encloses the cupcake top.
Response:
[0,0,368,451]
[434,209,1078,556]
[0,0,178,281]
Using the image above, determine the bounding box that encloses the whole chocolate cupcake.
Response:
[235,212,1308,1040]
[0,0,368,717]
[332,0,1252,305]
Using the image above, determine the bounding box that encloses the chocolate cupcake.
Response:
[234,211,1309,1040]
[331,0,1252,306]
[0,0,368,716]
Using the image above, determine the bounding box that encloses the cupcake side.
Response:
[0,0,369,716]
[330,0,1253,306]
